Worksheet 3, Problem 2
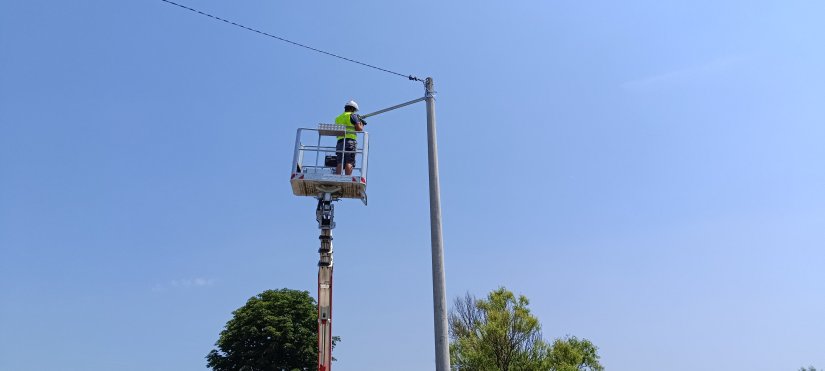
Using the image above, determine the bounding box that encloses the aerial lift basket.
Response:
[290,125,369,204]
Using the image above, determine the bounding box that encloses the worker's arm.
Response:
[352,114,365,131]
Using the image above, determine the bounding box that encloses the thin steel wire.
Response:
[159,0,422,82]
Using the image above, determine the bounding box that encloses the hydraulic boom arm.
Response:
[315,193,335,371]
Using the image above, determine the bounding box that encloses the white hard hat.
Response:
[345,100,359,111]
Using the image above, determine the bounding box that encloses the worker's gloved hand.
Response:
[360,118,367,126]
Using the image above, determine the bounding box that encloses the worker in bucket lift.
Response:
[335,100,366,175]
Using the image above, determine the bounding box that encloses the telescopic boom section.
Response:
[316,196,335,371]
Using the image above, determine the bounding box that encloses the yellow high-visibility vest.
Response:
[335,112,358,141]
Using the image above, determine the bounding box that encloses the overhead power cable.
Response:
[159,0,423,82]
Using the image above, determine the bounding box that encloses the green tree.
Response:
[206,289,322,371]
[449,288,604,371]
[449,288,549,371]
[799,367,818,371]
[545,336,603,371]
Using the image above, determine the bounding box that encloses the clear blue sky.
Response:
[1,1,823,370]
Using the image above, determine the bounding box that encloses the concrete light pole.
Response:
[361,77,450,370]
[424,77,450,371]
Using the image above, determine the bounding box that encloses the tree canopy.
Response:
[545,336,603,371]
[449,287,603,371]
[206,289,319,371]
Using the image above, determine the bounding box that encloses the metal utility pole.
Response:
[425,77,450,371]
[358,77,450,370]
